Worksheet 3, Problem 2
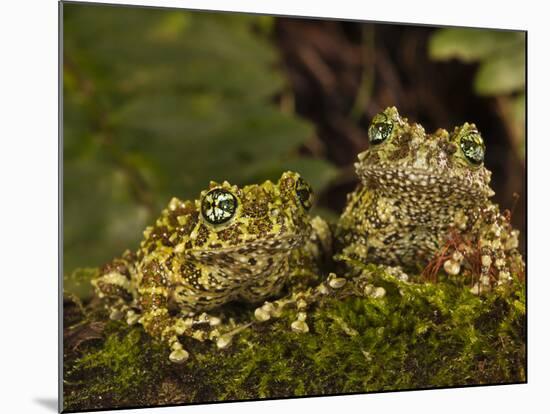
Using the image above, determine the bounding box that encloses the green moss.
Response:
[63,267,525,412]
[63,321,170,410]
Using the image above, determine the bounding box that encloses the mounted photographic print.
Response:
[60,1,527,412]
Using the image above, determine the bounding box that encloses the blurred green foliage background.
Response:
[63,4,338,273]
[63,4,526,275]
[429,28,525,159]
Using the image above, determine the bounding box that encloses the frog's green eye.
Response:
[368,117,393,145]
[295,177,313,210]
[460,132,485,165]
[201,189,238,225]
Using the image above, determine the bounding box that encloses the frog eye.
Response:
[368,115,393,145]
[295,177,313,210]
[460,131,485,165]
[201,189,238,225]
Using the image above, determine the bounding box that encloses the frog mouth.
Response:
[185,235,305,257]
[358,165,492,199]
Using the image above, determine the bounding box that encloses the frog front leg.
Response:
[136,258,232,363]
[433,204,524,294]
[138,259,252,362]
[251,216,335,333]
[134,258,190,362]
[238,254,316,332]
[467,210,523,294]
[139,302,249,363]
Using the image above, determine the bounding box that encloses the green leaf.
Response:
[474,52,525,95]
[429,28,523,63]
[63,4,338,272]
[276,157,340,195]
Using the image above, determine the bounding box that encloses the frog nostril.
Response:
[444,142,458,155]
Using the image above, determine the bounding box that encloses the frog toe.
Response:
[168,342,189,363]
[290,317,309,334]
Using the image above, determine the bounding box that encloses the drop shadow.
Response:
[34,397,58,412]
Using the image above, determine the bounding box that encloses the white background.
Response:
[0,0,548,413]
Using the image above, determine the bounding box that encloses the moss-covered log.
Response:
[62,266,525,412]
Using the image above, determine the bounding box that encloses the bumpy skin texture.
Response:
[336,107,524,291]
[92,171,330,362]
